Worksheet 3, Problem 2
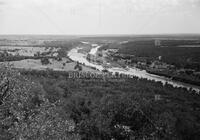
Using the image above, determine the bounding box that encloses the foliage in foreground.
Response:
[0,65,78,140]
[23,70,200,140]
[1,66,200,140]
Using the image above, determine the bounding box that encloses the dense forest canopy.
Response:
[0,65,200,140]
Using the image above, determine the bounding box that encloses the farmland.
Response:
[0,36,98,73]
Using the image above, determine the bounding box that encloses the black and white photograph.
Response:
[0,0,200,139]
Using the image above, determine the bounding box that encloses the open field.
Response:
[0,58,98,72]
[0,46,60,56]
[0,36,98,72]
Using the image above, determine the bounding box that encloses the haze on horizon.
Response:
[0,0,200,35]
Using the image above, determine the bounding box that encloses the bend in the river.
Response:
[68,42,200,93]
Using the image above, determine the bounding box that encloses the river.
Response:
[68,43,200,93]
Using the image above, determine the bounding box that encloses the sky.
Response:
[0,0,200,35]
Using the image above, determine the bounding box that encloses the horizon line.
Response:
[1,33,200,38]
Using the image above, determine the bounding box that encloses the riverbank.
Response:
[67,43,200,93]
[147,70,200,87]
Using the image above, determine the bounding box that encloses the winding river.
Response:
[68,43,200,93]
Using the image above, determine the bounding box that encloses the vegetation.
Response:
[102,39,200,86]
[19,69,200,140]
[0,65,77,140]
[147,69,200,86]
[41,58,50,65]
[0,37,200,140]
[0,64,200,140]
[117,40,200,70]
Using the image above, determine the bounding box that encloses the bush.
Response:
[41,58,50,65]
